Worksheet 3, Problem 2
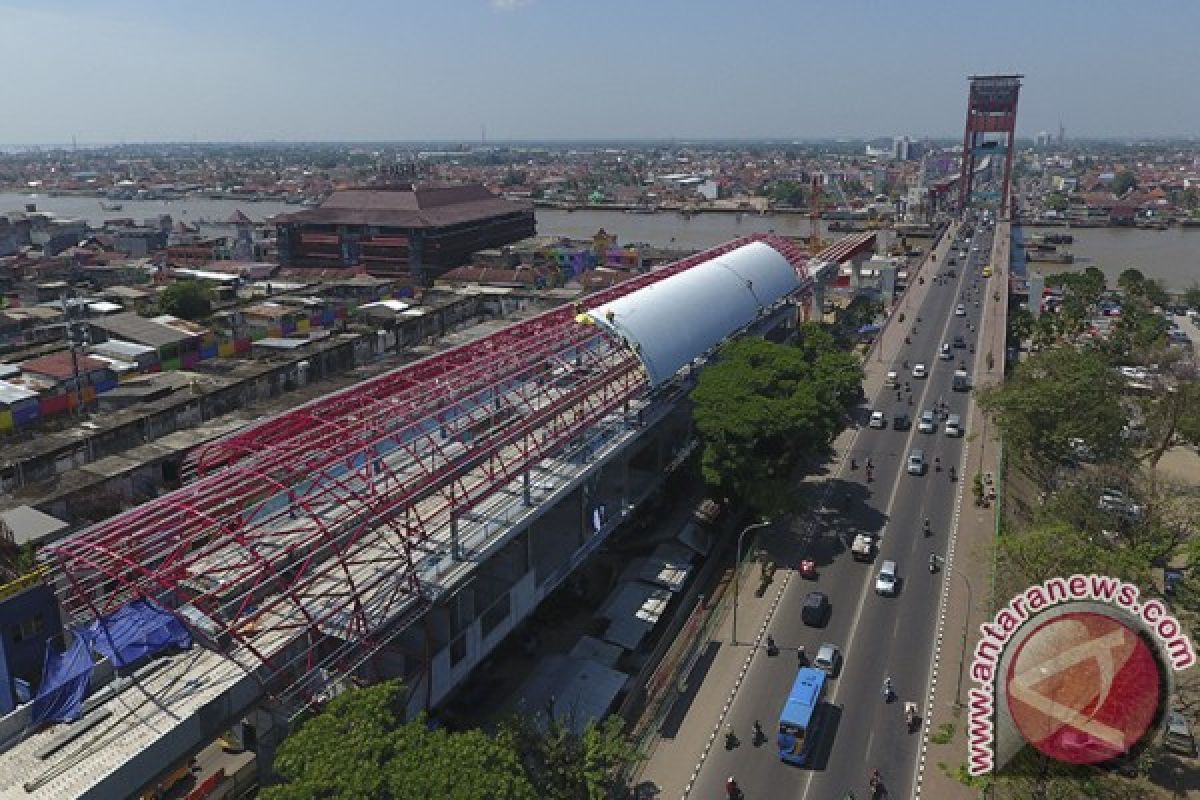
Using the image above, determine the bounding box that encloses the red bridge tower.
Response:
[958,74,1022,215]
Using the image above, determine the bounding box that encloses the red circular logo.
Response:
[1005,610,1162,764]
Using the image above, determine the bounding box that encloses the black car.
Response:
[953,335,966,349]
[893,412,911,430]
[802,591,831,627]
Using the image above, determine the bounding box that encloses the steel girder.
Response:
[44,235,809,693]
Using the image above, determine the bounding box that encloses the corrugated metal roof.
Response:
[586,241,801,387]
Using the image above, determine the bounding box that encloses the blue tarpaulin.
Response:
[83,599,193,669]
[30,635,94,725]
[857,323,882,334]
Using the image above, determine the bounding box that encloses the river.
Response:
[1023,226,1200,292]
[6,192,1194,290]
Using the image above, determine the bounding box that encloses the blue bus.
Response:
[777,666,826,765]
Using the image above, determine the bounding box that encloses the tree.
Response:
[764,180,806,208]
[1183,283,1200,311]
[691,333,861,518]
[159,280,213,320]
[1140,277,1170,309]
[1117,268,1146,298]
[1111,170,1137,196]
[264,681,537,800]
[1006,306,1033,346]
[979,348,1127,484]
[503,714,638,800]
[1045,191,1068,212]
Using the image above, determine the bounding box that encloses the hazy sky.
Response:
[2,0,1198,143]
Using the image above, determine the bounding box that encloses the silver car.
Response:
[814,642,842,677]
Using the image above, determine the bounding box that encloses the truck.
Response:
[953,369,970,392]
[851,533,874,561]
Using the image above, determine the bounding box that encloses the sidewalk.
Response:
[634,223,960,800]
[916,220,1010,799]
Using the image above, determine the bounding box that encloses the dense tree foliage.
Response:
[158,280,213,320]
[263,681,634,800]
[1183,284,1200,310]
[1117,268,1147,297]
[691,326,862,518]
[1111,169,1137,196]
[979,348,1127,480]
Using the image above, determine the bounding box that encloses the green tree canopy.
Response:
[1117,268,1146,297]
[264,681,537,800]
[1183,284,1200,310]
[979,348,1127,482]
[763,180,806,208]
[159,280,213,320]
[503,714,638,800]
[1045,191,1068,212]
[1111,170,1137,196]
[691,330,861,517]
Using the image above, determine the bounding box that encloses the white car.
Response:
[814,642,842,676]
[955,304,967,317]
[912,363,927,379]
[869,410,887,429]
[918,410,936,433]
[939,343,953,360]
[875,560,898,596]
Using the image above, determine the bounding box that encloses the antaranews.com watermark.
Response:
[967,574,1197,775]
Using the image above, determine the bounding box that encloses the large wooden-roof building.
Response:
[274,184,535,282]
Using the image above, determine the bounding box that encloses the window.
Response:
[11,614,45,643]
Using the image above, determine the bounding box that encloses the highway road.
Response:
[690,216,997,800]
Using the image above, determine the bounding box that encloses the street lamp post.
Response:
[731,520,771,646]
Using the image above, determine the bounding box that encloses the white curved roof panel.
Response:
[586,241,800,387]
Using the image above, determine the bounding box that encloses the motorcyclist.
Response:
[923,517,931,534]
[865,456,872,470]
[726,776,740,798]
[934,456,941,471]
[949,465,956,481]
[929,553,938,572]
[753,720,765,743]
[767,634,777,655]
[882,677,893,699]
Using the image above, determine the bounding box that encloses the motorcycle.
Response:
[905,702,920,733]
[725,727,738,750]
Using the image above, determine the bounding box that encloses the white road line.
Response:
[912,224,999,800]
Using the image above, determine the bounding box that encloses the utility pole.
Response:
[61,288,90,415]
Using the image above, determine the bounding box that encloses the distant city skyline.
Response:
[1,0,1198,143]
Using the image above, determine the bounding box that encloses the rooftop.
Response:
[19,351,110,380]
[276,184,533,229]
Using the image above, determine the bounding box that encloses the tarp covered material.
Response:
[858,323,881,334]
[84,599,193,669]
[31,635,94,725]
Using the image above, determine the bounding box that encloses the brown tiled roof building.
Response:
[274,184,535,282]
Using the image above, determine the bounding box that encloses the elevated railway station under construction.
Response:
[0,231,878,799]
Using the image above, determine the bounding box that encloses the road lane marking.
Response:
[912,223,1003,800]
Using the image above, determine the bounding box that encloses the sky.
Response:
[2,0,1198,144]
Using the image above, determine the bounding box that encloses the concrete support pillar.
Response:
[1027,272,1044,318]
[450,516,461,560]
[808,280,826,322]
[522,471,532,507]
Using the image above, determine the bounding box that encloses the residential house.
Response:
[86,311,205,370]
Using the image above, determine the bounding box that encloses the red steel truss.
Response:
[45,235,811,695]
[958,74,1022,213]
